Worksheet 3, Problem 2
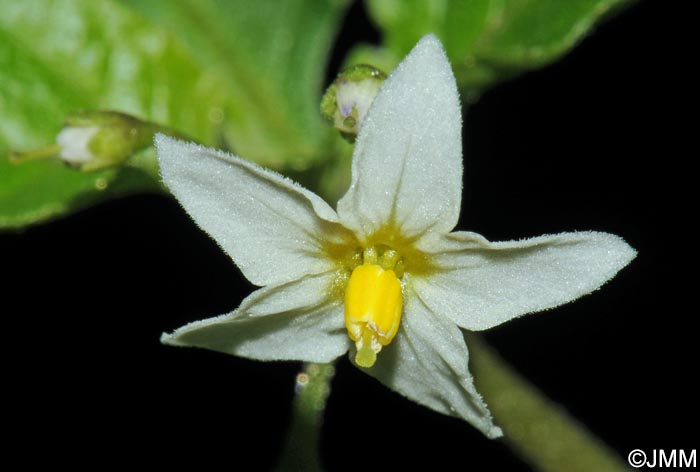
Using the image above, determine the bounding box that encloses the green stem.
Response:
[275,340,629,472]
[276,362,335,472]
[9,144,61,164]
[466,333,629,472]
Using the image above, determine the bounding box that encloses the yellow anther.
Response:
[344,263,403,368]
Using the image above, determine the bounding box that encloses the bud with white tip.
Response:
[56,110,159,171]
[321,64,386,142]
[10,110,185,172]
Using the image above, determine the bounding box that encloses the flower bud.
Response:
[321,64,386,142]
[56,111,158,171]
[10,110,178,171]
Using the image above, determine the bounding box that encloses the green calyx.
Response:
[74,111,157,171]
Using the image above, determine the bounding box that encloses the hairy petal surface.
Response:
[161,272,348,363]
[358,287,502,438]
[157,135,350,287]
[337,34,463,242]
[414,231,637,331]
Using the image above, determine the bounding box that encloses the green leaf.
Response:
[362,0,633,98]
[0,0,222,229]
[120,0,350,169]
[0,0,349,229]
[0,157,158,229]
[0,1,223,149]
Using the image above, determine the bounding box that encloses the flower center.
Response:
[344,246,403,368]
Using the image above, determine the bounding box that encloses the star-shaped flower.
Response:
[157,35,635,438]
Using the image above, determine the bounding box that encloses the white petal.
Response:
[337,34,463,242]
[161,272,349,363]
[156,134,351,287]
[414,231,637,331]
[56,126,99,164]
[357,290,502,438]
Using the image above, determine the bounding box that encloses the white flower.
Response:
[156,35,635,439]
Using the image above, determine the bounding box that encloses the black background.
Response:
[3,0,695,470]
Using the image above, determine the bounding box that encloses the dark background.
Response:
[3,0,695,469]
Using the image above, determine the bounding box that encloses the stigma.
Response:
[344,247,403,368]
